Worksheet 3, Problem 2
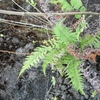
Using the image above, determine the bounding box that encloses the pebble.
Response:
[84,94,89,99]
[11,37,19,44]
[57,77,63,83]
[63,78,70,85]
[61,93,66,99]
[68,88,81,99]
[23,43,34,52]
[60,85,66,91]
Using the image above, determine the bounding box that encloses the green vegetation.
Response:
[26,0,36,7]
[0,34,4,37]
[50,0,86,18]
[19,0,100,95]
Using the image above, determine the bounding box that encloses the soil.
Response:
[0,0,100,100]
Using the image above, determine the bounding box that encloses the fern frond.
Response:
[18,45,51,77]
[50,0,85,12]
[50,0,73,10]
[80,33,100,50]
[60,0,73,11]
[64,55,85,95]
[53,19,78,44]
[54,52,85,94]
[50,0,86,18]
[43,42,67,75]
[42,49,56,75]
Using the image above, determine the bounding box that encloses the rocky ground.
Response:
[0,0,100,100]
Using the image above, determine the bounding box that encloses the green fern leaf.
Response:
[42,49,56,75]
[43,42,66,75]
[80,33,100,50]
[55,52,85,94]
[70,0,82,10]
[61,0,73,11]
[18,45,51,77]
[64,55,85,95]
[53,19,78,44]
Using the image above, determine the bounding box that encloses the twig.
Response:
[0,50,29,55]
[0,10,100,17]
[11,0,48,24]
[0,18,52,30]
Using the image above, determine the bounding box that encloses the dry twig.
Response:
[0,10,100,17]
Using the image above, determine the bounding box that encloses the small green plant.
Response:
[91,90,98,97]
[19,0,100,95]
[0,34,4,37]
[54,96,58,100]
[50,0,86,18]
[26,0,36,7]
[51,76,56,86]
[19,16,100,94]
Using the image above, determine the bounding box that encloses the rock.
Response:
[61,93,67,99]
[23,43,34,52]
[84,94,89,99]
[68,88,81,100]
[63,78,70,85]
[11,37,19,44]
[60,85,66,91]
[54,90,61,96]
[57,77,63,84]
[81,96,85,100]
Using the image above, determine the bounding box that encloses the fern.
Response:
[50,0,86,18]
[19,16,100,95]
[43,41,67,75]
[26,0,36,7]
[19,19,86,94]
[65,57,85,95]
[53,19,78,44]
[80,33,100,50]
[57,53,85,94]
[42,49,56,75]
[18,45,52,77]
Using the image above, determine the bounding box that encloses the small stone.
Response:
[61,93,66,99]
[48,94,54,99]
[69,88,81,99]
[11,37,19,44]
[89,89,94,94]
[57,77,63,84]
[84,82,91,91]
[84,94,89,99]
[66,94,70,100]
[63,78,70,85]
[60,85,66,91]
[55,90,61,96]
[23,43,34,52]
[81,95,85,100]
[16,47,24,53]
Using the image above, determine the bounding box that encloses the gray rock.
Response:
[81,95,85,100]
[11,37,20,44]
[54,90,61,96]
[69,88,81,99]
[57,77,63,84]
[84,94,89,99]
[61,93,67,100]
[63,78,70,85]
[60,85,66,91]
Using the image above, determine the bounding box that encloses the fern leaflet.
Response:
[53,19,78,44]
[42,49,56,75]
[80,33,100,50]
[64,55,85,95]
[18,45,51,77]
[43,42,67,75]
